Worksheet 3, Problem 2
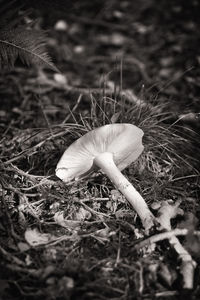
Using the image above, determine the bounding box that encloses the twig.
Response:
[76,200,109,218]
[155,291,178,297]
[138,263,144,295]
[155,200,197,289]
[2,124,85,166]
[114,231,121,267]
[170,174,200,182]
[156,200,184,231]
[135,228,200,250]
[4,164,45,180]
[0,246,25,266]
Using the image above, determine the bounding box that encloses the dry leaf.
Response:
[74,207,91,221]
[25,228,53,246]
[54,211,81,229]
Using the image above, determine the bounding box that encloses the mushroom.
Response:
[56,123,155,231]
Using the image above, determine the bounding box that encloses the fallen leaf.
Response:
[54,211,81,229]
[25,228,53,246]
[74,207,91,221]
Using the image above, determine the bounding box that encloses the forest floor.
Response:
[0,1,200,299]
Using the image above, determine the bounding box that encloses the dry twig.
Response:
[136,200,197,289]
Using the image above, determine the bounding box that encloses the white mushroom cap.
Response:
[56,123,144,182]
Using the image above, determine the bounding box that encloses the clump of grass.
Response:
[70,90,199,179]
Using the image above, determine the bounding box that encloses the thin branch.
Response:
[135,228,200,250]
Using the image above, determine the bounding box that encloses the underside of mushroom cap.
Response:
[56,123,144,182]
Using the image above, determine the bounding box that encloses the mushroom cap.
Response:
[56,123,144,182]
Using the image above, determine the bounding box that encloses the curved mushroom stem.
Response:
[94,152,155,231]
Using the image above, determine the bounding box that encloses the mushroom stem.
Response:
[94,152,155,230]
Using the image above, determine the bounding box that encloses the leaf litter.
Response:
[0,1,200,299]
